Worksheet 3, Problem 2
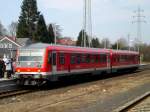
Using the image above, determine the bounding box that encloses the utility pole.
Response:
[117,40,119,50]
[128,34,130,51]
[82,0,92,47]
[132,6,146,52]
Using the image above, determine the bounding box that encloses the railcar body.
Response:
[111,50,140,72]
[14,43,140,85]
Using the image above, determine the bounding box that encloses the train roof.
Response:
[19,43,139,54]
[111,49,139,55]
[19,43,109,53]
[20,43,50,49]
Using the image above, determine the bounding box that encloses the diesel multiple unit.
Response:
[14,43,140,85]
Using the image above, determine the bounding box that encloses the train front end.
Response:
[14,48,47,85]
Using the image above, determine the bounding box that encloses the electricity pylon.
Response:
[132,6,146,52]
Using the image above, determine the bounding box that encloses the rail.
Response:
[0,89,35,99]
[114,91,150,112]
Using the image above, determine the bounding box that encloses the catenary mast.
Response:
[82,0,92,47]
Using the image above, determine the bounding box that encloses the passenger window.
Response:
[91,55,95,63]
[81,54,86,63]
[59,53,65,65]
[117,55,120,62]
[86,54,90,63]
[71,54,76,64]
[95,55,99,63]
[100,54,107,63]
[77,54,81,64]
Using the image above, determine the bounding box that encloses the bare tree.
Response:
[0,21,7,36]
[112,37,128,50]
[101,38,111,49]
[8,21,18,37]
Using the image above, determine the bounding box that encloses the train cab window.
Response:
[71,54,76,64]
[59,53,65,65]
[48,53,51,64]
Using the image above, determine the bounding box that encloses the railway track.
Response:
[29,68,150,112]
[0,89,35,99]
[115,92,150,112]
[28,81,149,112]
[0,64,149,100]
[0,64,149,112]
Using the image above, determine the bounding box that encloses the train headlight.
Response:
[37,69,41,73]
[17,69,20,73]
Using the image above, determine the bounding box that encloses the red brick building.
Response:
[57,37,76,46]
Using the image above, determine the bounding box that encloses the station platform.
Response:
[0,78,11,81]
[0,78,14,84]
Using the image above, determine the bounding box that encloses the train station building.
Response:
[0,36,32,59]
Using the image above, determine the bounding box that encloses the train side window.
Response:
[59,53,65,65]
[77,54,81,64]
[86,54,90,63]
[120,55,124,62]
[71,54,76,64]
[103,54,107,63]
[95,55,99,63]
[91,55,95,63]
[81,54,86,63]
[100,54,106,63]
[117,55,120,62]
[100,54,103,63]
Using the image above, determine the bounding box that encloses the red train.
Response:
[14,43,140,85]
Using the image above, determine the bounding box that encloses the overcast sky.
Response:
[0,0,149,44]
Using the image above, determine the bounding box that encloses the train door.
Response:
[52,51,57,74]
[107,54,111,73]
[107,54,110,68]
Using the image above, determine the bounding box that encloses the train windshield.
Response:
[18,56,43,62]
[16,49,45,68]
